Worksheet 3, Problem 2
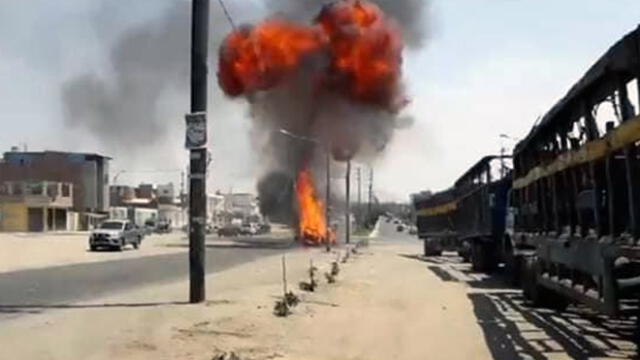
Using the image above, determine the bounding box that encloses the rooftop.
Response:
[3,150,112,160]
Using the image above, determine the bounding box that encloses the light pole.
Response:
[345,160,351,244]
[112,170,126,185]
[499,134,518,177]
[276,129,332,249]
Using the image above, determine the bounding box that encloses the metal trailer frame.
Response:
[454,156,513,272]
[413,188,461,257]
[512,25,640,316]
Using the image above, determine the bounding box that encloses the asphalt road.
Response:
[378,218,416,241]
[0,235,295,320]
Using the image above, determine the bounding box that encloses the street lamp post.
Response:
[325,150,331,252]
[345,159,351,244]
[499,134,518,177]
[112,170,126,186]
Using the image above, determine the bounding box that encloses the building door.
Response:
[55,209,67,230]
[28,207,44,232]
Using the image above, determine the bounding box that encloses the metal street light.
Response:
[498,134,518,177]
[499,133,519,141]
[112,170,126,185]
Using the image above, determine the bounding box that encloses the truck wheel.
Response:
[423,240,440,257]
[522,257,569,311]
[505,252,523,286]
[471,241,487,272]
[472,241,497,273]
[522,256,539,302]
[133,238,140,250]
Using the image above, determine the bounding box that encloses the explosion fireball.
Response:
[217,0,406,245]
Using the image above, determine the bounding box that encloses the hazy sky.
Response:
[1,1,639,201]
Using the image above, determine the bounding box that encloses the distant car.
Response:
[396,224,405,232]
[89,219,142,251]
[240,223,257,236]
[257,223,271,234]
[156,219,172,234]
[218,225,241,237]
[144,219,157,235]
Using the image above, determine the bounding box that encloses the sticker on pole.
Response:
[185,112,207,149]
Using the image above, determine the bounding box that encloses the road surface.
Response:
[0,235,295,321]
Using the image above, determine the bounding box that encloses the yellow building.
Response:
[0,181,73,232]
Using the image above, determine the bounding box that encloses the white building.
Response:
[207,193,225,227]
[222,193,261,224]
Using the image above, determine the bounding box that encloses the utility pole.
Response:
[357,167,361,228]
[325,150,331,251]
[368,167,373,221]
[187,0,209,304]
[345,160,351,244]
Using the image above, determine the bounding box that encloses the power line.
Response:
[217,0,236,30]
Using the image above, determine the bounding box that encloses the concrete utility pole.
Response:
[325,150,331,251]
[345,160,351,244]
[357,166,361,228]
[368,167,373,221]
[188,0,209,304]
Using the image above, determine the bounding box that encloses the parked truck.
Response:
[413,155,513,271]
[511,26,640,313]
[413,188,459,257]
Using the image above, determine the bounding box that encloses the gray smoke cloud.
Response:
[228,0,430,223]
[61,2,191,151]
[59,0,428,223]
[60,1,248,157]
[263,0,429,48]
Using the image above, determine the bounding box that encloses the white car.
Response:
[89,220,142,251]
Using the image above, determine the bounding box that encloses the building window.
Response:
[62,183,70,197]
[26,182,43,195]
[47,183,59,198]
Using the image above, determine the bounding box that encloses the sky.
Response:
[1,1,639,202]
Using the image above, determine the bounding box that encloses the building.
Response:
[109,185,135,207]
[110,182,186,229]
[0,150,111,230]
[208,193,225,227]
[0,181,74,231]
[222,193,261,224]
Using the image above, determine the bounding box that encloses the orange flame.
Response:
[296,168,333,246]
[218,21,326,97]
[217,0,404,111]
[317,0,403,107]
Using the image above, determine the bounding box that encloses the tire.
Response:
[521,256,539,302]
[117,238,124,251]
[90,245,97,252]
[133,237,140,250]
[423,239,441,257]
[471,241,497,273]
[522,256,569,311]
[505,252,523,286]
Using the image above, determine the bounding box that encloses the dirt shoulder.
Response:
[0,232,188,273]
[0,240,491,360]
